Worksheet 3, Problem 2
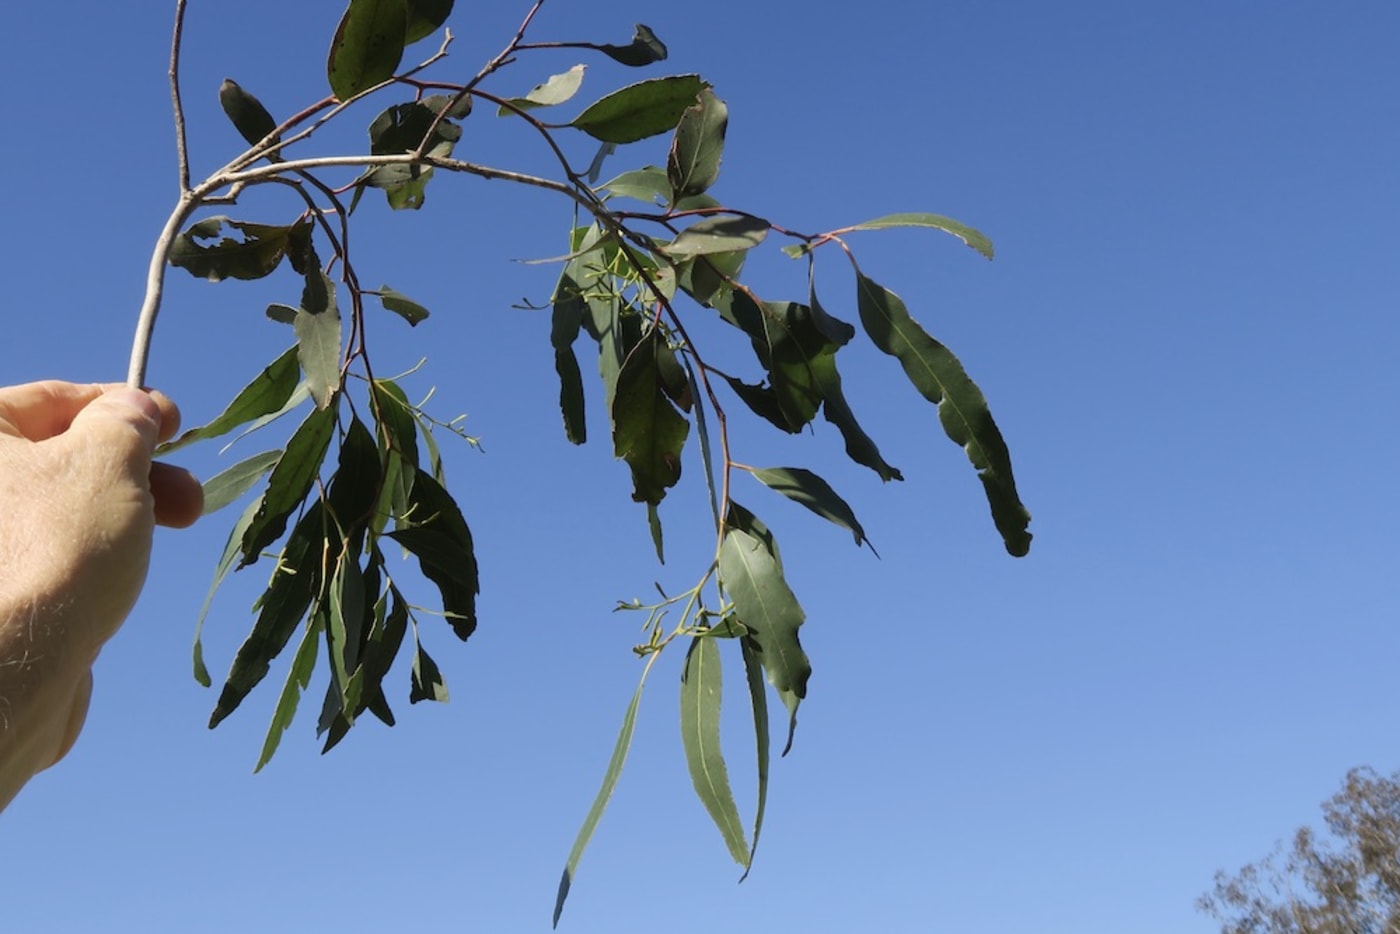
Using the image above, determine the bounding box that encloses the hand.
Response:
[0,382,203,810]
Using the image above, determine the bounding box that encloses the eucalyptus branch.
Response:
[169,0,191,193]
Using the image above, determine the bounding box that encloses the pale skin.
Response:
[0,383,203,811]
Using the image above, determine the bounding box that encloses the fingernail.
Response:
[105,387,162,423]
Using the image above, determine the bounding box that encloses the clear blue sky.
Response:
[2,2,1397,932]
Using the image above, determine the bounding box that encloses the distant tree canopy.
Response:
[1199,767,1400,934]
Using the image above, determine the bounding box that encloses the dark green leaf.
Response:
[159,346,300,454]
[239,404,337,566]
[848,212,995,260]
[750,467,870,549]
[408,627,449,703]
[327,0,408,101]
[387,470,478,640]
[597,24,668,67]
[718,502,809,751]
[550,257,589,445]
[294,268,342,409]
[211,501,327,727]
[570,75,706,144]
[219,79,279,155]
[347,577,409,723]
[254,610,322,771]
[404,0,452,44]
[326,552,367,709]
[375,286,430,325]
[327,416,382,533]
[554,663,654,928]
[597,166,669,205]
[265,303,297,325]
[169,217,307,282]
[680,637,749,865]
[667,87,727,202]
[664,215,769,259]
[202,449,281,516]
[612,329,690,505]
[855,272,1032,556]
[193,497,262,687]
[362,100,461,209]
[421,93,472,119]
[677,249,746,308]
[497,64,587,115]
[646,502,664,563]
[739,636,771,877]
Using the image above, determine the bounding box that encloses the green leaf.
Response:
[847,212,995,260]
[408,625,449,703]
[739,636,771,877]
[293,268,342,410]
[664,215,769,259]
[328,416,384,531]
[854,272,1032,556]
[239,403,337,566]
[265,303,297,325]
[387,470,478,640]
[750,467,870,549]
[327,0,408,100]
[646,502,664,564]
[169,217,308,282]
[326,552,367,711]
[346,575,409,720]
[718,502,809,751]
[597,165,669,204]
[553,660,655,928]
[570,74,707,144]
[361,100,462,209]
[612,329,690,505]
[374,286,430,325]
[254,610,323,772]
[667,87,727,202]
[497,64,587,115]
[403,0,452,45]
[211,501,327,728]
[159,346,299,454]
[201,449,281,516]
[680,637,749,866]
[676,249,746,308]
[597,24,668,67]
[193,496,263,687]
[550,257,589,445]
[218,79,279,154]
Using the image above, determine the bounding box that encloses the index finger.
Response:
[0,382,181,443]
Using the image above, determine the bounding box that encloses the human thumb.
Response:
[67,387,164,459]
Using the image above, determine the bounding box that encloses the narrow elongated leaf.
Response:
[327,0,408,101]
[848,212,994,260]
[193,496,263,686]
[387,470,478,640]
[553,660,655,928]
[664,215,769,259]
[408,625,449,703]
[854,272,1032,556]
[680,637,749,865]
[718,502,809,750]
[211,501,326,727]
[612,329,690,505]
[739,635,771,877]
[294,268,342,409]
[498,64,587,115]
[403,0,452,44]
[169,217,307,282]
[347,577,409,722]
[160,347,299,454]
[812,354,903,482]
[375,286,430,325]
[327,416,382,532]
[668,87,728,201]
[254,610,322,771]
[750,467,869,549]
[597,24,667,67]
[327,552,367,704]
[239,404,337,566]
[550,254,589,445]
[571,75,706,144]
[219,79,279,154]
[202,449,281,516]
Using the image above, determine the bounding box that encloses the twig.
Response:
[169,0,191,193]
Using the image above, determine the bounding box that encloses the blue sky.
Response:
[2,2,1398,932]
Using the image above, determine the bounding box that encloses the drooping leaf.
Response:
[360,100,462,209]
[326,551,367,709]
[346,577,409,723]
[210,501,327,728]
[375,286,430,326]
[664,215,769,259]
[169,216,308,282]
[293,268,342,409]
[497,64,587,115]
[218,79,280,155]
[159,346,299,454]
[253,610,322,772]
[327,0,408,101]
[676,248,746,308]
[750,467,870,549]
[668,87,728,202]
[201,449,281,516]
[553,659,656,928]
[597,165,669,204]
[193,496,263,687]
[403,0,452,45]
[847,212,995,260]
[680,637,749,865]
[612,329,690,505]
[370,379,418,528]
[550,249,591,445]
[386,470,478,640]
[570,74,707,144]
[239,404,337,566]
[326,416,383,534]
[646,502,664,563]
[597,24,668,67]
[739,635,771,877]
[854,271,1032,556]
[408,625,449,703]
[718,502,809,752]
